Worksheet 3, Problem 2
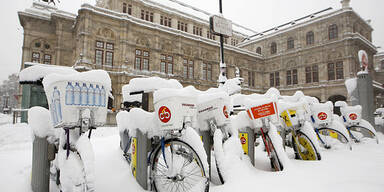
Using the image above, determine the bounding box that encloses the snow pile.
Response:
[28,107,56,140]
[116,108,158,138]
[345,78,357,96]
[267,122,291,169]
[122,77,182,102]
[75,134,96,190]
[19,63,78,83]
[0,113,12,125]
[43,70,111,91]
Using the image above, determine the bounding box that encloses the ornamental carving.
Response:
[96,27,115,39]
[136,36,150,47]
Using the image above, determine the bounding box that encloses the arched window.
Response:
[270,42,277,54]
[256,47,261,54]
[306,31,314,45]
[329,24,338,40]
[287,37,294,49]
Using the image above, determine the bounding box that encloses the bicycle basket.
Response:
[310,102,333,127]
[341,105,362,126]
[197,97,231,131]
[43,71,110,128]
[154,96,197,131]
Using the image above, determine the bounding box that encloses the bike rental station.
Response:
[20,6,381,192]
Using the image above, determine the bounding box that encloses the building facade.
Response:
[18,0,383,110]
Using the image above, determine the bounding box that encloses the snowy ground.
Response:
[1,113,384,192]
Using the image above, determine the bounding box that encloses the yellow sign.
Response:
[131,137,137,178]
[239,132,248,155]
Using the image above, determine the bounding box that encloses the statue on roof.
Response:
[41,0,60,6]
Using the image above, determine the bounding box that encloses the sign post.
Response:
[210,0,232,86]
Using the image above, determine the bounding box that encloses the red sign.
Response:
[318,112,328,120]
[240,137,246,144]
[158,106,171,123]
[248,102,276,119]
[223,105,229,118]
[349,113,357,120]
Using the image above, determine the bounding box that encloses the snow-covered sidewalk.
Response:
[1,122,384,192]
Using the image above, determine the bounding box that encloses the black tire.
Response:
[292,131,321,161]
[152,139,209,192]
[264,134,283,171]
[317,127,350,145]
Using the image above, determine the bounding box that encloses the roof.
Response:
[138,0,256,37]
[238,7,373,47]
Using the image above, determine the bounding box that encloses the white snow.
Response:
[42,70,111,91]
[19,63,78,83]
[345,78,357,95]
[122,77,183,102]
[28,107,55,140]
[1,124,384,192]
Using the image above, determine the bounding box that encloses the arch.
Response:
[328,95,347,115]
[136,36,150,47]
[96,27,115,39]
[256,47,262,54]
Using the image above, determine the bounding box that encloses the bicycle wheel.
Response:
[152,139,208,192]
[348,126,377,143]
[292,131,321,160]
[316,128,349,147]
[263,134,283,171]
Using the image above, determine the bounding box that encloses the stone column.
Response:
[356,72,375,128]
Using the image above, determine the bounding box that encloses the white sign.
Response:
[210,15,232,37]
[358,50,368,72]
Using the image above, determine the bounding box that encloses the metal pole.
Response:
[218,0,227,85]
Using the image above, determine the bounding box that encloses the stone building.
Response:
[18,0,383,110]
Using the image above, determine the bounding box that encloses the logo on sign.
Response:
[240,137,246,144]
[318,112,327,120]
[349,113,357,120]
[158,106,171,123]
[223,105,229,118]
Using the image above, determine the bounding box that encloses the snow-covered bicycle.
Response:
[335,101,379,144]
[232,93,287,171]
[118,86,209,192]
[43,70,111,192]
[278,100,321,161]
[309,101,352,150]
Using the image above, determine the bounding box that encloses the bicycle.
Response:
[196,92,234,185]
[335,101,379,144]
[42,71,110,192]
[232,95,287,171]
[309,101,352,150]
[118,88,209,192]
[275,92,321,160]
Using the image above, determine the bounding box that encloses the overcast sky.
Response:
[1,0,383,82]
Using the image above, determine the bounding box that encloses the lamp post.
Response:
[218,0,227,86]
